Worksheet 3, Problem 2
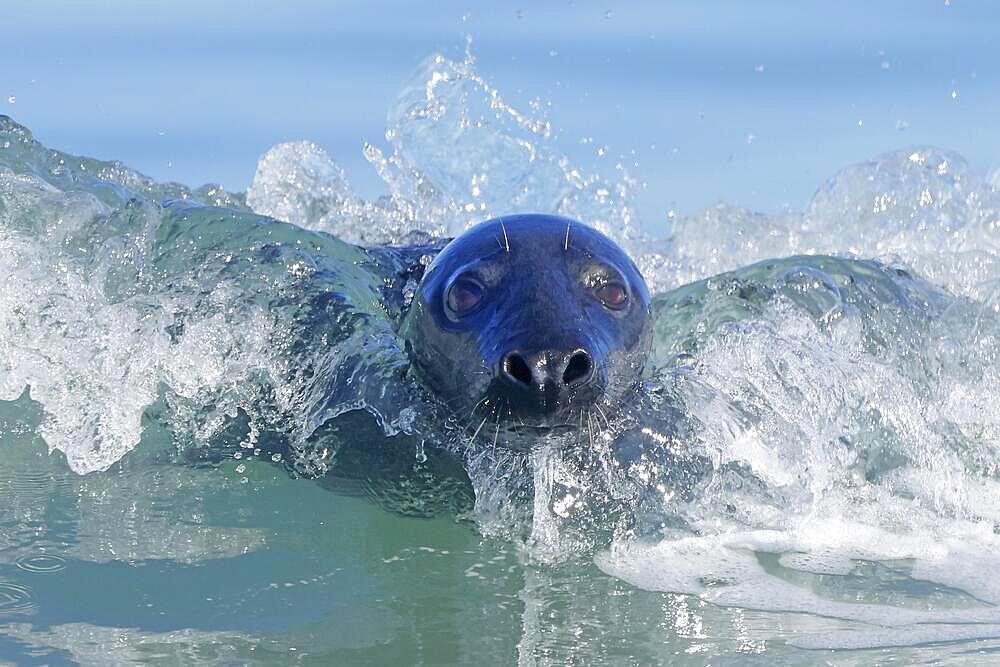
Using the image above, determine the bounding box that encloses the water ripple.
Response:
[0,582,37,616]
[15,553,67,574]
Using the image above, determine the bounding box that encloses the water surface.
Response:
[3,4,1000,665]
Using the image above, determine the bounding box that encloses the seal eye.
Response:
[446,279,484,316]
[594,282,628,309]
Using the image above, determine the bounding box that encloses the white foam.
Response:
[598,525,1000,624]
[246,141,355,233]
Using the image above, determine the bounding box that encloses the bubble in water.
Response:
[271,453,282,463]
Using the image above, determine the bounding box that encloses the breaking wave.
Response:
[3,49,1000,650]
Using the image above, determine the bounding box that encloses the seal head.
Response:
[401,214,651,445]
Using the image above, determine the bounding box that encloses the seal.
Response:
[400,213,652,445]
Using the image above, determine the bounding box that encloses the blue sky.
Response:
[3,0,997,225]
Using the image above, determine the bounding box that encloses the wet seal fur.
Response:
[400,213,652,449]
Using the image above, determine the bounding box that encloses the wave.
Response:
[3,49,1000,648]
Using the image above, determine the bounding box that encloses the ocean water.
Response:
[4,3,1000,665]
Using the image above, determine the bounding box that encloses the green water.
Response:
[6,392,1000,666]
[0,397,750,665]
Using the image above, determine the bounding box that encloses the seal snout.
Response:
[501,349,594,390]
[498,347,597,413]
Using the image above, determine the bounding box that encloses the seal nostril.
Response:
[563,351,593,386]
[503,354,534,387]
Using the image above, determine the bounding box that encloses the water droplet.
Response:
[603,9,613,19]
[271,453,282,463]
[234,452,242,460]
[951,89,959,100]
[754,64,764,73]
[880,60,891,70]
[236,464,246,474]
[415,440,428,464]
[6,96,14,104]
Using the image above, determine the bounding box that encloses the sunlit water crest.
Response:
[3,49,1000,663]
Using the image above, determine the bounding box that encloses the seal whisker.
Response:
[467,395,490,420]
[492,416,502,453]
[470,415,489,443]
[564,221,571,251]
[587,411,595,450]
[500,218,510,252]
[508,413,523,442]
[594,403,611,430]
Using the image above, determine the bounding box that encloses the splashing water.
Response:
[4,48,1000,654]
[247,51,643,247]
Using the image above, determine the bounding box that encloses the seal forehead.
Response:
[425,214,643,288]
